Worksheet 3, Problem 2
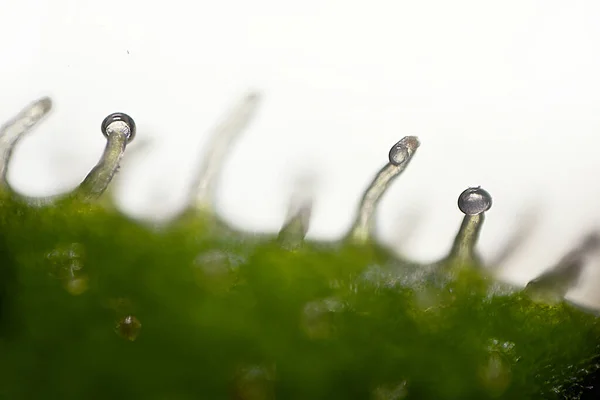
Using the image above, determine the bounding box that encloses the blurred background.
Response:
[1,0,600,306]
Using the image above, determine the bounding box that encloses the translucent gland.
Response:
[526,233,600,303]
[0,97,52,188]
[349,136,420,243]
[101,112,136,143]
[389,136,419,166]
[278,178,315,250]
[74,112,136,200]
[278,200,312,250]
[191,92,262,213]
[448,187,492,265]
[458,187,492,216]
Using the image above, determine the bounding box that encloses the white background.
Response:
[1,0,600,306]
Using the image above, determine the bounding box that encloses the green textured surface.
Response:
[0,191,598,399]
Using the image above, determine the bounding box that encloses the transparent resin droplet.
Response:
[458,187,492,215]
[388,136,419,166]
[116,315,142,341]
